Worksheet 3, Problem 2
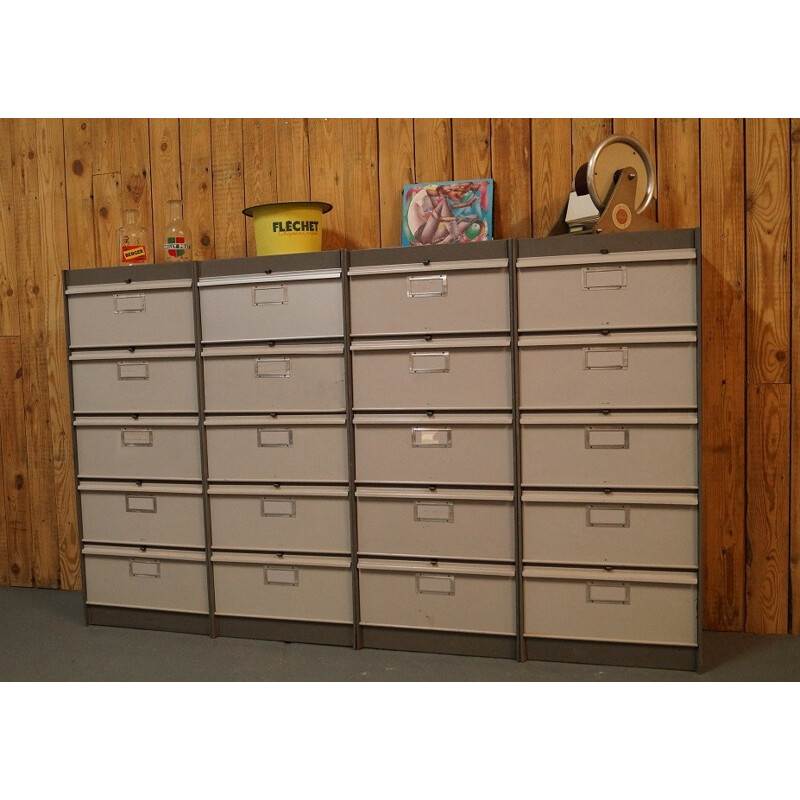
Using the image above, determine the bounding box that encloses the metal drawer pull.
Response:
[261,498,296,518]
[264,566,299,586]
[410,351,450,374]
[582,266,627,290]
[585,426,629,449]
[255,358,291,378]
[258,428,293,447]
[584,347,628,370]
[586,505,630,528]
[121,428,153,447]
[125,494,157,514]
[130,559,160,578]
[416,573,455,595]
[253,284,288,306]
[586,581,630,605]
[113,292,146,313]
[407,274,447,297]
[117,360,150,380]
[412,427,452,448]
[413,501,454,523]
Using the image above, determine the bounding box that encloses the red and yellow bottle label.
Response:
[122,245,147,263]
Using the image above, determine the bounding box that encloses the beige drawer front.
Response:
[202,344,345,413]
[522,490,698,569]
[212,554,352,623]
[67,282,195,348]
[517,250,697,332]
[519,332,697,410]
[199,271,343,343]
[351,337,512,411]
[75,417,202,481]
[358,559,516,635]
[521,413,698,489]
[209,485,350,553]
[354,414,514,486]
[349,262,510,336]
[83,546,208,614]
[523,566,698,647]
[356,487,515,561]
[79,481,205,549]
[205,415,348,483]
[70,349,198,414]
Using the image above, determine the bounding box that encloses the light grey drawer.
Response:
[351,336,511,411]
[82,545,208,614]
[354,414,514,486]
[70,348,198,414]
[202,343,345,413]
[358,558,516,635]
[519,332,697,410]
[212,553,352,623]
[522,490,698,569]
[209,485,350,553]
[517,248,697,332]
[79,481,205,549]
[356,487,514,561]
[67,280,195,348]
[198,270,343,343]
[523,566,698,647]
[205,415,348,483]
[521,412,698,490]
[75,417,202,481]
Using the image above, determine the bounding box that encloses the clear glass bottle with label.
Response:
[118,209,151,265]
[163,199,192,262]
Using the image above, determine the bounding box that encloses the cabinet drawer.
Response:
[83,545,208,614]
[212,553,352,623]
[356,487,514,561]
[523,566,698,647]
[522,490,698,568]
[202,344,345,413]
[358,558,516,635]
[209,485,350,553]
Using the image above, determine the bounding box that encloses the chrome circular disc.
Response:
[586,135,655,214]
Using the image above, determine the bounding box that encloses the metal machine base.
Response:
[215,616,354,647]
[86,605,212,636]
[360,626,517,659]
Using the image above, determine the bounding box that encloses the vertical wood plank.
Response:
[656,119,700,230]
[308,118,346,250]
[452,118,491,179]
[91,172,122,267]
[377,118,414,248]
[91,120,120,177]
[149,119,182,261]
[414,119,452,184]
[531,117,572,238]
[790,118,800,634]
[572,118,611,171]
[210,119,246,260]
[62,119,98,268]
[0,119,19,335]
[745,383,790,633]
[275,118,310,202]
[119,118,154,260]
[613,118,657,220]
[242,119,277,257]
[342,119,380,250]
[491,118,532,240]
[700,118,746,631]
[746,118,791,384]
[180,119,215,261]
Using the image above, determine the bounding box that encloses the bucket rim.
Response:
[243,201,333,217]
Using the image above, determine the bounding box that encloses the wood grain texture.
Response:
[119,119,154,260]
[91,171,122,267]
[0,119,19,336]
[791,119,800,635]
[745,383,790,633]
[452,118,491,180]
[700,118,746,631]
[613,118,657,220]
[414,119,452,184]
[745,118,791,384]
[275,118,310,202]
[308,118,346,250]
[531,118,572,237]
[180,119,215,261]
[62,119,98,268]
[242,119,277,257]
[491,118,531,240]
[656,119,700,230]
[377,118,414,248]
[210,119,246,260]
[342,119,380,250]
[571,118,611,171]
[149,119,182,261]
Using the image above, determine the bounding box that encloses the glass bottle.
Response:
[163,199,192,262]
[118,209,151,265]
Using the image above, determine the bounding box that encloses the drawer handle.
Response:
[582,266,627,290]
[121,428,153,447]
[258,428,293,447]
[413,501,454,523]
[586,581,630,604]
[125,494,157,513]
[264,566,299,586]
[113,292,146,313]
[412,427,452,448]
[117,360,150,380]
[585,426,629,449]
[255,358,291,378]
[129,559,160,578]
[261,498,296,517]
[415,573,455,595]
[253,284,288,306]
[584,347,628,370]
[586,505,630,528]
[407,274,447,298]
[409,351,450,374]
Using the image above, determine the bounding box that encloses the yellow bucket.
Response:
[243,201,332,256]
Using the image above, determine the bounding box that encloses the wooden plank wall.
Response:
[0,118,795,635]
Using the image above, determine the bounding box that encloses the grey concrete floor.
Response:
[1,584,799,680]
